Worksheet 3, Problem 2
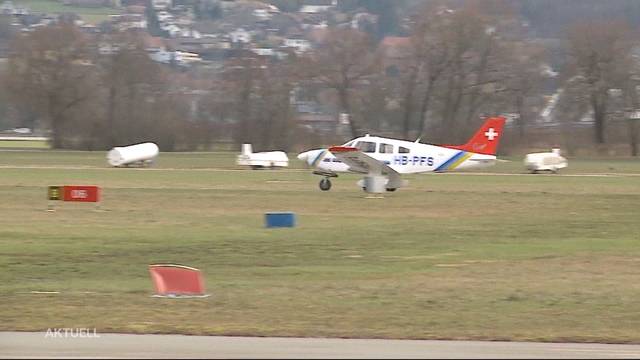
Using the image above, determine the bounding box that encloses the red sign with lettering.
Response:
[63,186,100,202]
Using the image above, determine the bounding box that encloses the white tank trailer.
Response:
[236,143,289,169]
[107,142,159,167]
[524,148,568,173]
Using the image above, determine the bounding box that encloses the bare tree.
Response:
[7,24,92,148]
[398,3,514,143]
[223,54,297,151]
[259,62,297,151]
[0,15,15,41]
[354,74,393,134]
[566,20,634,145]
[502,42,548,139]
[395,40,422,140]
[98,32,166,149]
[435,6,502,142]
[622,60,640,156]
[303,28,380,138]
[408,6,455,140]
[223,55,262,146]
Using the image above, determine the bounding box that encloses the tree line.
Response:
[1,1,639,154]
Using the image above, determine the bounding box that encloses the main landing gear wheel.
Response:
[319,178,332,191]
[386,188,397,192]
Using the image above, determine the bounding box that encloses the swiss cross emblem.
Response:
[484,128,498,141]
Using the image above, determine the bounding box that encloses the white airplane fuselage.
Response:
[298,135,497,175]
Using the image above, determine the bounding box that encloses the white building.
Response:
[299,5,332,14]
[98,42,120,55]
[253,9,271,20]
[229,28,251,43]
[156,11,173,22]
[283,38,311,54]
[251,48,274,57]
[177,27,201,39]
[149,49,202,66]
[161,23,181,37]
[110,14,147,30]
[1,1,15,15]
[152,0,171,10]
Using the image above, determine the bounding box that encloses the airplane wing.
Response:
[328,146,408,191]
[328,146,397,176]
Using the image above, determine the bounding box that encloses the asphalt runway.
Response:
[2,332,640,359]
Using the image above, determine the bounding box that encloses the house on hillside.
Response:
[0,1,15,14]
[253,8,271,21]
[1,0,29,15]
[229,28,251,43]
[149,49,202,67]
[283,37,311,54]
[109,13,147,30]
[299,4,335,14]
[98,42,120,55]
[175,36,230,54]
[351,12,377,31]
[152,0,171,10]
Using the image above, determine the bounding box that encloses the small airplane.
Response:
[236,143,289,169]
[297,116,506,193]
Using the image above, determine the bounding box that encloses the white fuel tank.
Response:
[107,142,159,167]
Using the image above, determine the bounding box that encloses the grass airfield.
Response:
[1,150,639,343]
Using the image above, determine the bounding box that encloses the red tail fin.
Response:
[443,116,506,155]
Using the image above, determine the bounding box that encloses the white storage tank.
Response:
[107,142,159,167]
[524,148,568,173]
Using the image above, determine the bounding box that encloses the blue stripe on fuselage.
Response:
[311,150,327,167]
[434,151,465,172]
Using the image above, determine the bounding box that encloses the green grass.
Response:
[0,140,49,149]
[1,150,640,342]
[13,0,120,24]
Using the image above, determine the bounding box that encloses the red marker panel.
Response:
[149,264,206,296]
[63,186,100,202]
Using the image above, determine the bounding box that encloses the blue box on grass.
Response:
[265,212,296,228]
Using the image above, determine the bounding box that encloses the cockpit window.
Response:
[379,143,393,153]
[355,141,376,153]
[343,140,355,147]
[399,146,410,153]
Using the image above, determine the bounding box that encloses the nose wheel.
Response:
[319,178,332,191]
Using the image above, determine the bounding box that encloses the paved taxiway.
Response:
[2,332,640,359]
